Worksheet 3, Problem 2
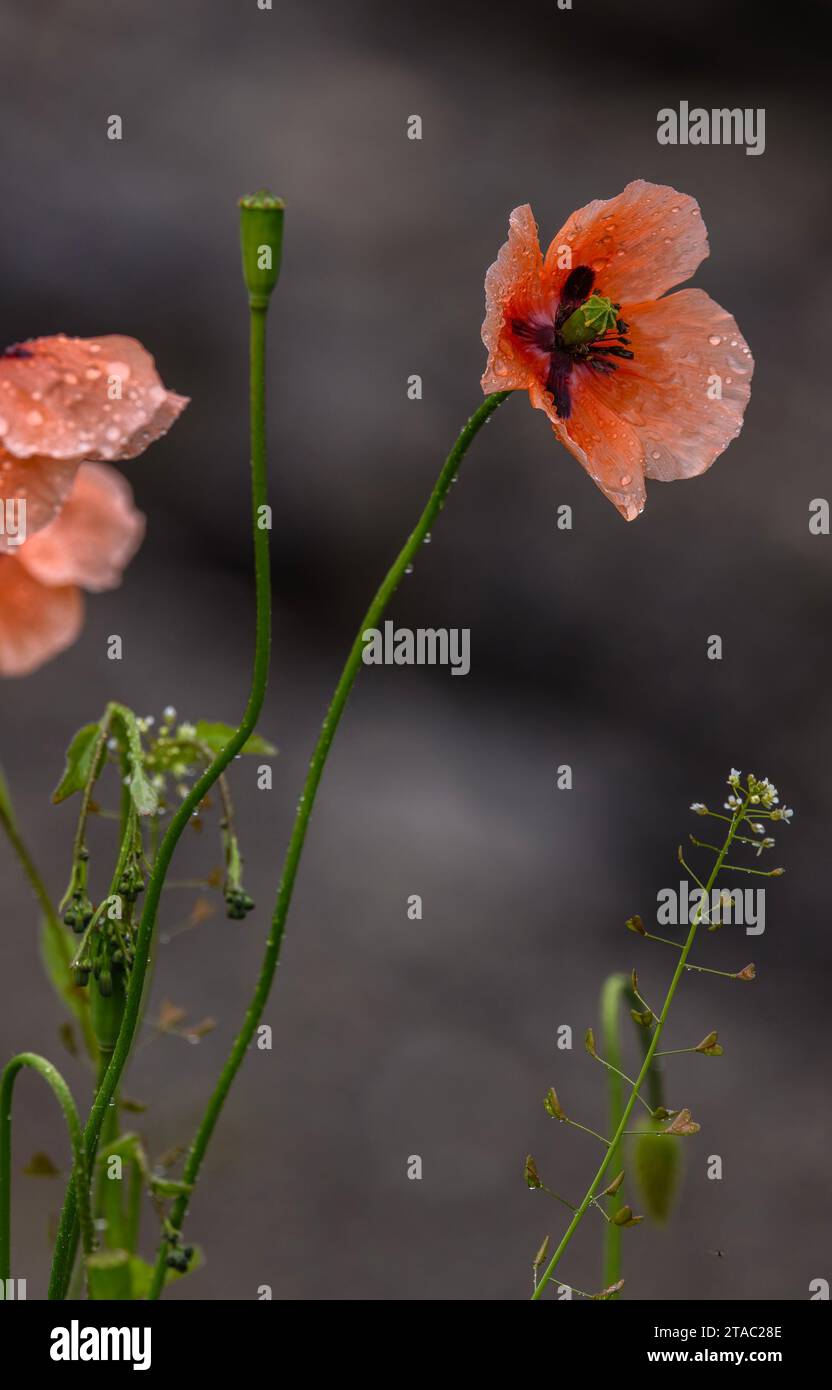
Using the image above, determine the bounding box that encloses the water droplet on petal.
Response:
[708,335,721,346]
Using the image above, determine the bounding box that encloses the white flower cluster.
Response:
[721,770,794,822]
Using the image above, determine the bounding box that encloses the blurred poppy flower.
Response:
[0,462,145,676]
[0,334,186,552]
[481,180,753,519]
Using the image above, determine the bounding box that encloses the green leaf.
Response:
[128,1247,203,1298]
[39,916,87,1027]
[195,721,276,757]
[110,705,158,816]
[51,723,101,803]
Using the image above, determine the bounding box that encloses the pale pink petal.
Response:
[545,181,709,304]
[19,462,145,592]
[0,450,78,554]
[0,556,83,677]
[0,335,188,463]
[586,290,754,481]
[481,205,549,392]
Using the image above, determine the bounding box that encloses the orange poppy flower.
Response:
[0,462,145,676]
[0,334,186,552]
[481,180,753,519]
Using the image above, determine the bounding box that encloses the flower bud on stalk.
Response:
[239,190,285,308]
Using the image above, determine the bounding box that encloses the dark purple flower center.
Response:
[511,265,634,420]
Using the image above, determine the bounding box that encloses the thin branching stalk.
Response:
[531,791,751,1300]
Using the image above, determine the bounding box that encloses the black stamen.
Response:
[595,345,634,360]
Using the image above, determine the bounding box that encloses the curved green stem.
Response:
[0,1053,94,1291]
[47,301,274,1301]
[145,390,511,1299]
[532,796,749,1300]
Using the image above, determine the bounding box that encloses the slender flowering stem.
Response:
[0,1053,94,1292]
[145,390,511,1298]
[47,300,275,1301]
[531,793,749,1300]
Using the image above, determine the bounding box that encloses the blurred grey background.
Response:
[0,0,829,1301]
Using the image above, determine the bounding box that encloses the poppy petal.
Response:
[481,205,549,392]
[0,450,79,554]
[545,180,709,304]
[587,289,754,481]
[0,334,187,464]
[0,557,83,677]
[529,375,647,521]
[18,462,145,592]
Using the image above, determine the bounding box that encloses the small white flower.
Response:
[728,768,741,785]
[163,705,177,721]
[177,721,197,740]
[690,802,708,814]
[752,836,775,857]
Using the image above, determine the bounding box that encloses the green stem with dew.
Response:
[47,198,280,1300]
[145,388,511,1299]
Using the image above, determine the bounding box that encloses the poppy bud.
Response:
[239,190,285,308]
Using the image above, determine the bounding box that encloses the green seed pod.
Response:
[631,1115,683,1225]
[239,190,285,309]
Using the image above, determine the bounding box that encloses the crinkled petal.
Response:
[0,556,83,677]
[529,375,647,522]
[481,205,549,392]
[545,181,709,304]
[0,334,188,463]
[586,290,754,481]
[0,450,78,554]
[18,462,145,592]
